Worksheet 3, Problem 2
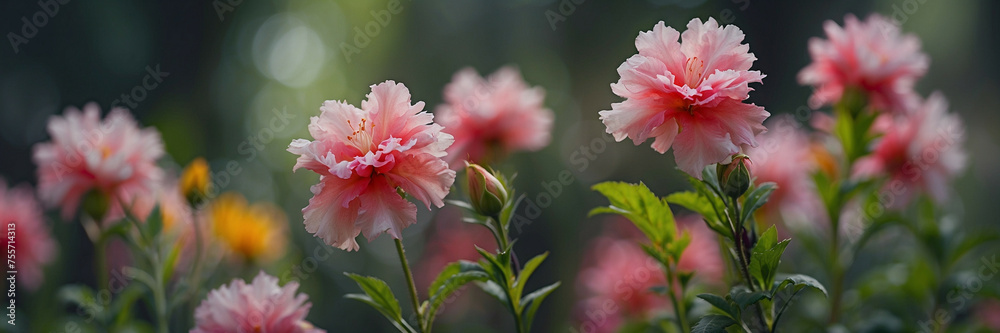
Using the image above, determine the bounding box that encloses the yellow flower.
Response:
[208,192,286,262]
[180,157,212,206]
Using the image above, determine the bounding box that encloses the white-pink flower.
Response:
[192,272,324,333]
[0,180,56,291]
[32,103,164,221]
[798,14,929,113]
[853,93,966,207]
[600,18,769,177]
[436,66,554,168]
[288,81,456,251]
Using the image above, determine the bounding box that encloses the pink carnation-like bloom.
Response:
[600,18,769,178]
[288,81,456,251]
[745,116,826,228]
[0,180,57,291]
[192,272,324,333]
[574,216,722,332]
[853,93,966,207]
[436,67,554,168]
[32,103,164,221]
[798,14,929,113]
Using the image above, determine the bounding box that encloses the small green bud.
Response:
[464,162,508,217]
[717,154,752,199]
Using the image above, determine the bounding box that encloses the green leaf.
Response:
[144,205,163,241]
[344,273,411,332]
[741,182,776,224]
[730,286,770,310]
[692,314,737,333]
[425,267,489,325]
[513,252,548,301]
[774,274,827,297]
[476,280,510,308]
[666,192,730,238]
[590,182,676,245]
[521,281,560,331]
[475,246,511,288]
[666,230,692,263]
[748,226,790,290]
[697,293,737,319]
[427,260,485,297]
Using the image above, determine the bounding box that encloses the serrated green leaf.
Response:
[774,274,827,297]
[692,314,736,333]
[666,192,730,238]
[591,181,676,245]
[741,182,776,224]
[667,230,692,263]
[521,281,560,331]
[425,270,489,325]
[749,226,790,290]
[697,293,737,319]
[427,260,485,297]
[344,273,405,328]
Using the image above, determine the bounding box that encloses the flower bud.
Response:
[717,154,752,198]
[180,157,212,206]
[464,162,508,217]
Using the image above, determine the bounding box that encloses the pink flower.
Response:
[192,272,324,333]
[798,14,929,113]
[573,216,722,332]
[0,180,56,291]
[853,93,966,207]
[600,18,769,178]
[745,116,826,227]
[32,103,164,221]
[288,81,456,251]
[436,67,554,168]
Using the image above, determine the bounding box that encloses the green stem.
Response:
[395,238,425,332]
[663,263,689,332]
[727,196,770,332]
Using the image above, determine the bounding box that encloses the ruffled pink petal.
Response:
[680,18,756,75]
[302,177,369,251]
[672,116,739,178]
[386,154,455,209]
[357,177,417,241]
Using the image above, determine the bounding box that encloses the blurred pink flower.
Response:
[0,180,56,291]
[32,103,164,222]
[192,272,323,333]
[415,207,495,320]
[798,14,928,113]
[437,67,554,168]
[600,18,769,178]
[745,116,826,228]
[574,217,722,332]
[288,81,456,251]
[853,93,966,207]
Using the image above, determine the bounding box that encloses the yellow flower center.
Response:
[346,118,376,152]
[684,56,706,87]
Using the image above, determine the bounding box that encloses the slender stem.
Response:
[153,261,168,333]
[663,263,689,332]
[727,196,770,332]
[828,198,844,325]
[395,238,425,332]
